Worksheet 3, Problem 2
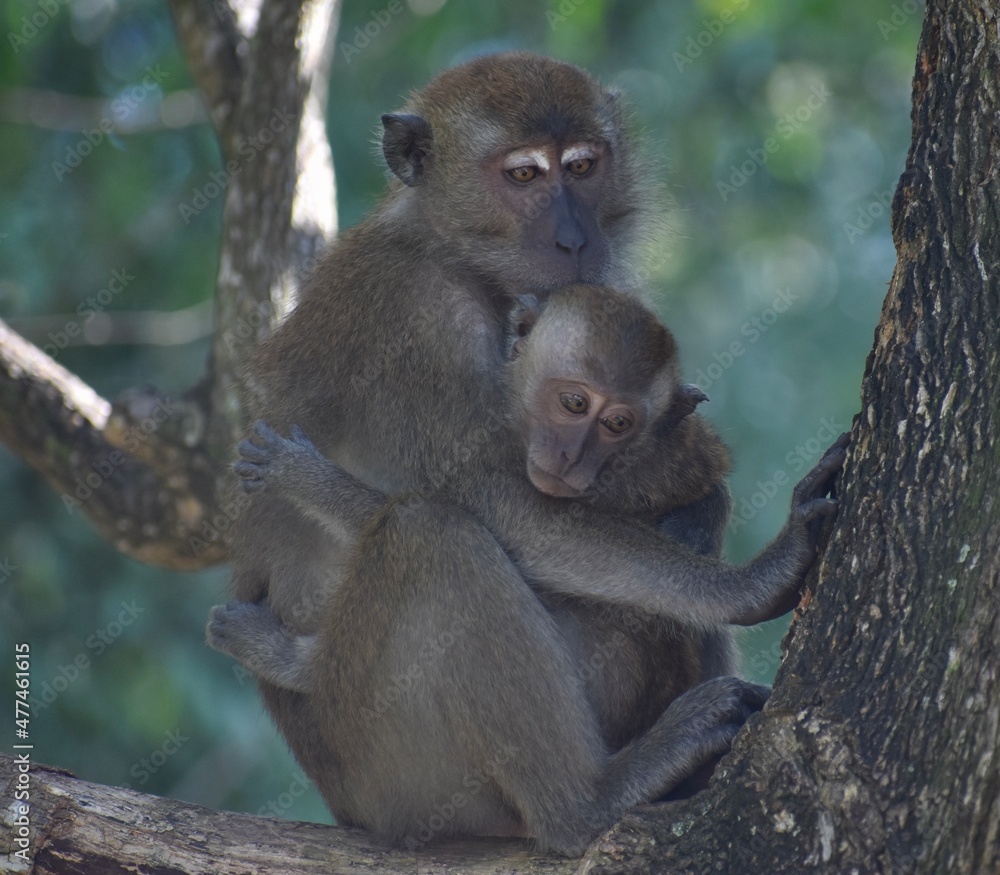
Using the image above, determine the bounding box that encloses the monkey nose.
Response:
[560,447,583,468]
[556,224,586,255]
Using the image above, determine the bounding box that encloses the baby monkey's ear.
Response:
[653,383,710,438]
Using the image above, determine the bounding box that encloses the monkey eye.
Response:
[560,393,589,414]
[599,414,632,434]
[565,157,595,177]
[507,165,539,183]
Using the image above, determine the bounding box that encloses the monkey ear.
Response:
[667,383,709,424]
[381,113,432,186]
[508,294,540,359]
[654,383,709,439]
[676,383,709,411]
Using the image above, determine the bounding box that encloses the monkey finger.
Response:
[734,700,765,725]
[233,463,268,491]
[233,460,267,477]
[792,448,847,503]
[236,439,271,462]
[206,602,238,649]
[691,677,770,726]
[721,684,769,724]
[809,444,846,483]
[252,420,281,445]
[289,424,312,445]
[811,438,850,494]
[815,454,847,498]
[830,431,851,453]
[791,497,838,525]
[740,682,771,711]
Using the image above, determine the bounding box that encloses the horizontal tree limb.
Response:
[0,319,226,569]
[0,754,581,875]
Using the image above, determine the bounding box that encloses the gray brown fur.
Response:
[214,53,844,856]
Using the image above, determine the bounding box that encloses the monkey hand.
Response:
[234,420,327,494]
[788,430,849,557]
[670,676,770,732]
[779,431,848,590]
[734,433,848,625]
[658,677,771,783]
[206,600,316,694]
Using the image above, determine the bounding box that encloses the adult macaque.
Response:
[227,55,662,837]
[216,272,846,853]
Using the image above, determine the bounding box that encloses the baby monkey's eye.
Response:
[507,165,539,183]
[600,414,632,434]
[565,157,595,177]
[560,393,589,414]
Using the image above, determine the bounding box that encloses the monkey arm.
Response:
[238,418,845,629]
[235,421,388,539]
[493,436,845,628]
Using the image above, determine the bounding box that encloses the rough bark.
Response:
[0,320,224,567]
[185,0,339,473]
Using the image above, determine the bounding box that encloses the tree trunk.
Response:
[2,0,998,872]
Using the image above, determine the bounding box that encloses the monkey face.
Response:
[384,122,616,290]
[380,53,643,295]
[484,141,613,288]
[523,377,642,498]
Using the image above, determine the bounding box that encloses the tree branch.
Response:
[0,319,225,568]
[167,0,247,147]
[194,0,339,473]
[0,754,574,875]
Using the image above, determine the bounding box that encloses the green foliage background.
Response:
[0,0,920,823]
